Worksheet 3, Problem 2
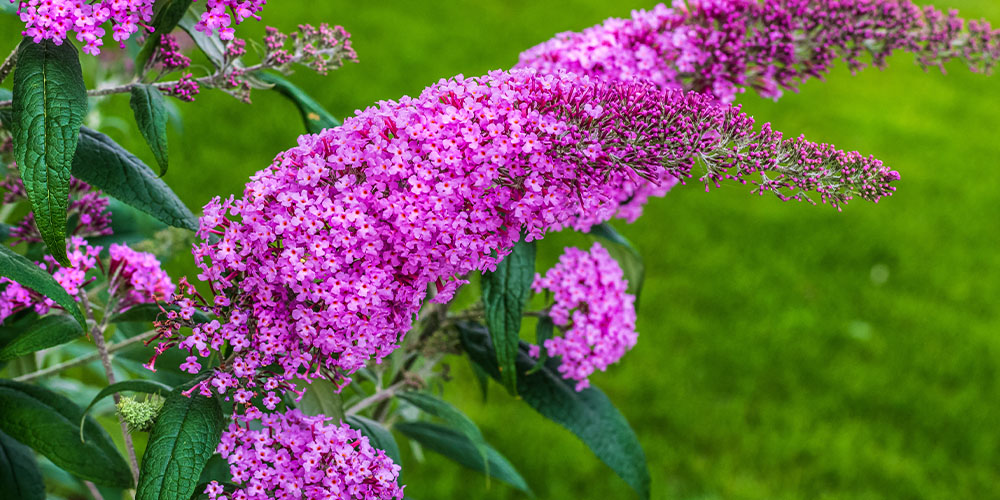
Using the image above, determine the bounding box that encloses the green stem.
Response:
[0,47,17,86]
[12,330,157,382]
[79,293,140,484]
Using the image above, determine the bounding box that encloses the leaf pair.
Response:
[395,391,533,495]
[0,380,133,488]
[459,321,651,499]
[481,238,537,394]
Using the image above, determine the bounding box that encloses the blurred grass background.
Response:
[5,0,1000,498]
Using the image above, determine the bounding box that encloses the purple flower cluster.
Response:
[107,243,175,312]
[1,174,112,245]
[10,0,156,55]
[195,0,268,41]
[207,409,404,500]
[0,238,174,323]
[530,243,637,391]
[154,34,192,72]
[10,0,272,55]
[261,23,359,75]
[0,236,99,322]
[155,69,898,403]
[516,0,1000,103]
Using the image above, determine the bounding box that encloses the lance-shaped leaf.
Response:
[136,385,225,500]
[395,421,533,496]
[459,322,650,499]
[526,315,554,374]
[0,380,133,488]
[396,391,490,475]
[79,380,172,440]
[10,38,88,265]
[295,378,343,420]
[346,415,402,466]
[0,245,86,328]
[0,429,45,500]
[589,222,645,306]
[135,0,193,72]
[481,238,536,393]
[256,72,341,133]
[130,85,170,175]
[178,10,225,68]
[72,126,198,231]
[0,314,83,361]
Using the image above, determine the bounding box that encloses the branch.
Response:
[13,330,158,383]
[0,46,17,86]
[79,293,139,483]
[344,381,408,417]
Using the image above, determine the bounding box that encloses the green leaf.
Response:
[469,356,490,403]
[109,303,211,324]
[0,429,45,500]
[395,421,533,496]
[526,315,554,374]
[135,385,226,500]
[129,85,170,175]
[295,378,343,421]
[0,314,83,361]
[135,0,193,73]
[481,238,536,394]
[0,379,133,487]
[395,391,489,474]
[72,126,198,231]
[10,38,88,265]
[178,10,225,68]
[79,380,172,440]
[346,415,402,466]
[589,223,645,307]
[0,245,86,328]
[255,72,341,133]
[459,322,650,499]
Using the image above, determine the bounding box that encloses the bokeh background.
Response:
[5,0,1000,498]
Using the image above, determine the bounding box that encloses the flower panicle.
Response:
[515,0,1000,103]
[161,69,897,410]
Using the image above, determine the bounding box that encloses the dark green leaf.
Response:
[295,378,343,420]
[0,245,86,328]
[129,85,170,175]
[255,72,341,133]
[459,322,650,499]
[79,380,172,439]
[136,385,225,500]
[0,379,133,487]
[72,126,198,231]
[589,223,645,307]
[190,455,237,499]
[395,391,489,473]
[481,238,536,393]
[0,314,83,361]
[0,222,11,241]
[109,303,211,324]
[178,10,225,68]
[346,415,402,465]
[0,429,45,500]
[135,0,193,72]
[469,356,490,403]
[395,421,533,496]
[11,38,88,265]
[527,315,554,374]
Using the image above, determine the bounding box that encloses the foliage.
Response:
[0,1,998,499]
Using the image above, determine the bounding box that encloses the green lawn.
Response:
[5,0,1000,498]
